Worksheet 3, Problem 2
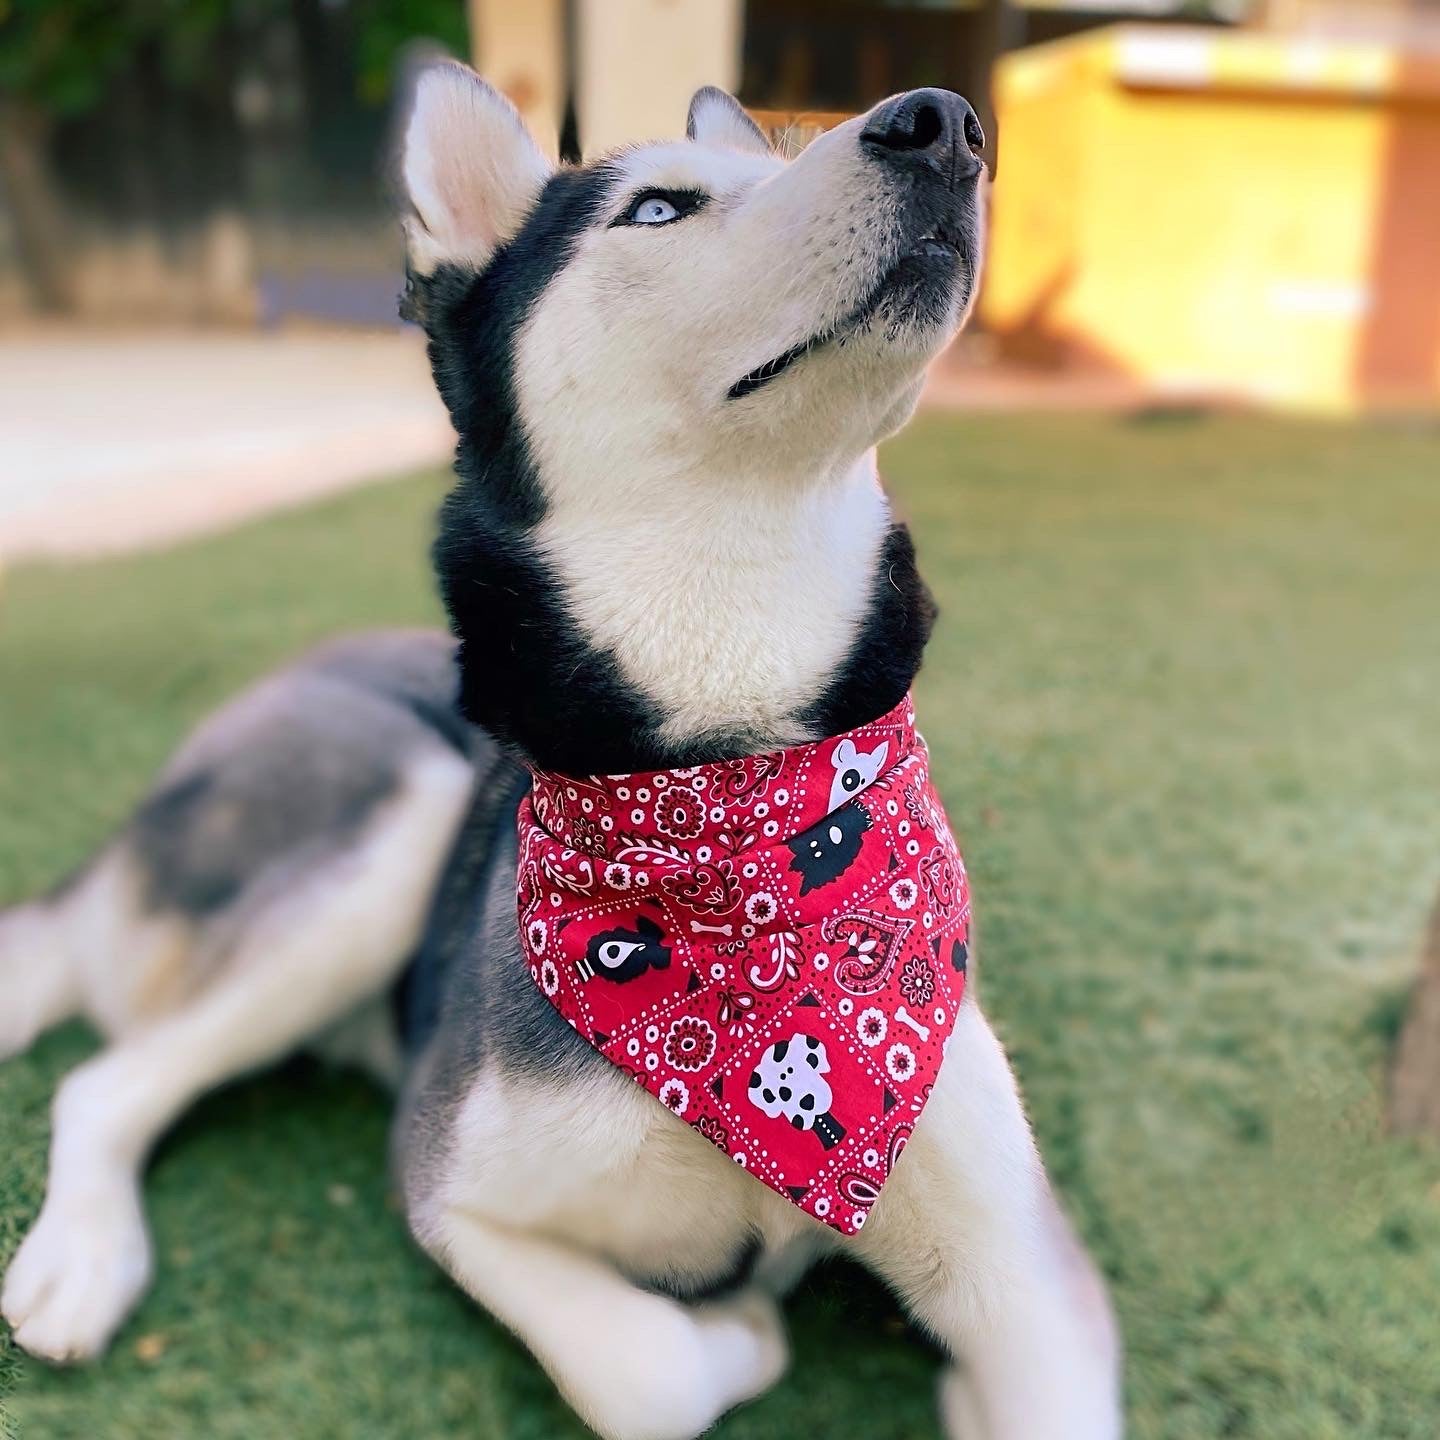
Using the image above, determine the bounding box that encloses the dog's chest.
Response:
[535,474,888,745]
[443,1062,822,1292]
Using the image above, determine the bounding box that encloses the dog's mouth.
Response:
[727,223,967,402]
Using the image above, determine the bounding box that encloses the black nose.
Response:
[861,88,985,176]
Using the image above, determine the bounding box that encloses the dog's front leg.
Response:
[856,1001,1122,1440]
[423,1207,788,1440]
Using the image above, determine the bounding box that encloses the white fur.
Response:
[408,1059,820,1439]
[511,120,957,746]
[514,129,943,474]
[687,87,772,158]
[1,748,471,1360]
[0,904,82,1061]
[856,1003,1122,1438]
[534,455,890,749]
[401,64,553,274]
[409,1058,823,1295]
[411,999,1117,1439]
[428,1211,787,1440]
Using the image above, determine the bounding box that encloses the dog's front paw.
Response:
[692,1288,790,1410]
[573,1288,790,1440]
[2,1191,152,1363]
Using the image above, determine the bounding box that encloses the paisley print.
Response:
[516,694,971,1236]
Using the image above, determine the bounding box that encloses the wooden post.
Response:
[574,0,742,155]
[469,0,566,158]
[1390,885,1440,1135]
[972,0,1024,168]
[0,96,75,313]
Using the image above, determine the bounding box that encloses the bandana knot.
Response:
[517,694,970,1235]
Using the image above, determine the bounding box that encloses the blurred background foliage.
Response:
[0,0,465,318]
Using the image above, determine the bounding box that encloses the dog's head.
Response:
[395,65,975,770]
[398,64,986,489]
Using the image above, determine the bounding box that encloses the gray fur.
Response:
[130,629,470,925]
[393,802,609,1209]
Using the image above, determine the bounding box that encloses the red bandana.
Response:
[516,695,970,1236]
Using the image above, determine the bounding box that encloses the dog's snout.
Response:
[861,88,985,178]
[864,93,946,154]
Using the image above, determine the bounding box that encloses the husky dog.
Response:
[1,67,1120,1440]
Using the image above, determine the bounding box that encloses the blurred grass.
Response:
[3,411,1439,1439]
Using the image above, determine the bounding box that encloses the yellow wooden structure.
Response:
[981,25,1440,411]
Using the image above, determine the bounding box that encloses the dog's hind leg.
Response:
[856,1000,1123,1440]
[0,898,85,1061]
[2,748,469,1362]
[1,846,200,1062]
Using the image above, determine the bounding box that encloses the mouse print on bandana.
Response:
[516,694,971,1236]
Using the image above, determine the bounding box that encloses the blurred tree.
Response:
[0,0,467,314]
[0,90,73,310]
[0,0,153,308]
[353,0,466,104]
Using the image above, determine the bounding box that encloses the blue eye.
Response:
[613,190,708,228]
[633,196,679,225]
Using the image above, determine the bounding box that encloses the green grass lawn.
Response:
[3,411,1439,1439]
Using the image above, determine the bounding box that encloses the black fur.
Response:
[801,523,936,739]
[785,802,871,894]
[411,164,696,775]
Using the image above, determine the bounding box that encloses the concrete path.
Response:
[0,326,1151,565]
[0,327,454,562]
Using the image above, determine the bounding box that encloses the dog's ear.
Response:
[398,62,553,277]
[686,86,771,157]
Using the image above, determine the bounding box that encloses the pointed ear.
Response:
[686,86,771,157]
[398,62,553,275]
[866,743,889,769]
[834,739,858,767]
